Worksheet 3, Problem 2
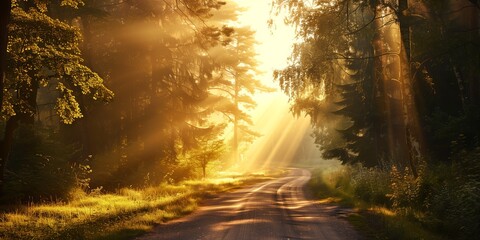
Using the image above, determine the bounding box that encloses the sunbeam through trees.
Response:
[0,0,479,239]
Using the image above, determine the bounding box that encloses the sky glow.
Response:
[229,0,322,170]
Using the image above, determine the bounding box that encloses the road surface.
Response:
[136,168,361,240]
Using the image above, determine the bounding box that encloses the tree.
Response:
[273,0,479,174]
[272,0,429,174]
[0,1,113,196]
[413,0,480,161]
[273,0,377,164]
[66,0,237,187]
[0,0,12,114]
[209,26,272,164]
[187,126,225,179]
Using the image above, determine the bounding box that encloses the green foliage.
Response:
[311,151,480,240]
[275,0,480,171]
[351,166,390,205]
[5,3,113,122]
[277,0,480,238]
[422,148,480,239]
[188,138,225,178]
[55,83,83,124]
[72,156,93,191]
[389,166,422,210]
[0,0,112,204]
[60,0,84,8]
[61,0,267,188]
[326,164,391,206]
[309,165,445,240]
[272,0,388,166]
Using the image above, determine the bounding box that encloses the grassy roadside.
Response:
[0,170,282,240]
[308,167,446,240]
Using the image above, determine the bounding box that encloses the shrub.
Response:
[351,166,390,205]
[389,166,422,210]
[4,125,78,202]
[317,164,391,205]
[424,148,480,239]
[312,149,480,239]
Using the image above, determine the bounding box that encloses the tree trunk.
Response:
[399,0,411,61]
[398,0,428,177]
[233,73,239,165]
[447,0,480,106]
[0,77,39,196]
[0,0,12,113]
[76,17,96,158]
[372,3,417,173]
[0,115,19,196]
[0,0,13,196]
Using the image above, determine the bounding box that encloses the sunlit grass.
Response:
[308,166,446,240]
[0,170,281,240]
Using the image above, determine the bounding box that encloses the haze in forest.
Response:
[0,0,479,239]
[0,0,326,196]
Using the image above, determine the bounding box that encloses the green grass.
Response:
[0,170,282,240]
[308,167,446,240]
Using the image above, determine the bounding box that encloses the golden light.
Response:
[227,0,323,171]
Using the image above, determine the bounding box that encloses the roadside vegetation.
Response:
[0,2,278,239]
[0,171,279,240]
[274,1,480,239]
[309,148,480,240]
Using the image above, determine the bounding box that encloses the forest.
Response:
[274,0,480,239]
[0,0,479,239]
[0,0,272,196]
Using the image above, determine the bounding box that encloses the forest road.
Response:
[135,168,361,240]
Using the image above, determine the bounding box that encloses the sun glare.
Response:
[227,0,321,171]
[232,0,295,83]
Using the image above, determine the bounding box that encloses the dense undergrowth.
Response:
[309,148,480,240]
[0,171,277,240]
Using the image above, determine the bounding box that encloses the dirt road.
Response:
[136,168,361,240]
